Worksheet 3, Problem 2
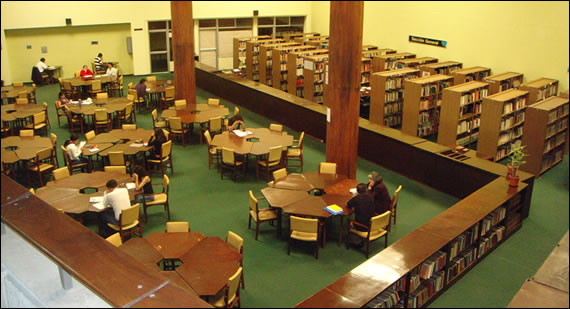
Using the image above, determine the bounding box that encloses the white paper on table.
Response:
[143,143,148,146]
[81,101,93,105]
[70,101,79,104]
[233,130,252,137]
[129,143,144,148]
[89,147,99,153]
[92,202,105,210]
[146,88,151,91]
[125,183,136,190]
[349,188,357,195]
[89,196,104,203]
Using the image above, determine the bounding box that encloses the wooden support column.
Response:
[325,1,364,179]
[171,1,196,105]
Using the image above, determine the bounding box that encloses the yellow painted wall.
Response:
[311,1,569,91]
[5,24,133,82]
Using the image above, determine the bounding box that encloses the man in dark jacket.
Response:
[347,183,375,248]
[31,66,43,85]
[368,171,392,215]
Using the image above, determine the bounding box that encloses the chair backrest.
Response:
[319,162,337,174]
[120,204,140,227]
[226,231,244,253]
[117,75,124,86]
[168,117,182,130]
[127,93,136,102]
[50,133,57,146]
[162,129,170,141]
[75,71,81,78]
[29,188,35,195]
[162,174,170,194]
[16,98,28,105]
[125,102,133,117]
[20,130,34,137]
[152,109,159,121]
[369,211,391,234]
[234,106,239,116]
[166,222,189,233]
[290,216,318,234]
[104,165,127,174]
[269,123,283,132]
[128,82,134,89]
[128,89,138,100]
[108,151,125,166]
[122,124,136,130]
[91,79,102,91]
[147,75,156,81]
[85,130,96,142]
[204,130,213,146]
[174,99,186,110]
[53,166,71,180]
[391,185,402,211]
[33,112,46,125]
[210,117,222,132]
[63,81,73,91]
[268,145,282,162]
[222,147,235,165]
[272,168,287,181]
[18,92,28,99]
[105,233,123,247]
[298,131,305,148]
[248,190,258,213]
[60,145,70,165]
[161,140,173,158]
[226,267,243,305]
[208,98,220,106]
[165,86,175,99]
[37,147,53,162]
[96,92,108,99]
[13,81,23,87]
[95,109,109,122]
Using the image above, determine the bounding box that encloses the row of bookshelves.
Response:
[457,117,480,135]
[500,113,525,131]
[540,148,565,174]
[459,102,482,117]
[385,75,419,90]
[385,115,402,127]
[498,128,523,147]
[459,88,488,106]
[502,97,527,115]
[420,82,452,97]
[543,132,566,154]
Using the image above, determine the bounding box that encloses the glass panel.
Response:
[169,36,173,61]
[219,29,252,57]
[236,18,253,27]
[276,17,289,25]
[200,50,217,68]
[258,17,274,26]
[291,16,305,25]
[149,21,167,30]
[218,18,235,28]
[150,32,167,52]
[167,20,171,29]
[199,30,216,49]
[199,19,217,28]
[258,27,273,37]
[151,53,168,72]
[275,26,303,39]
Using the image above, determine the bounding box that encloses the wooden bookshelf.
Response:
[420,61,463,77]
[294,35,329,45]
[362,48,397,59]
[287,49,328,97]
[451,66,491,85]
[370,68,421,127]
[438,81,490,147]
[360,58,372,87]
[245,39,285,81]
[372,52,416,73]
[259,42,300,86]
[271,45,317,91]
[303,54,329,104]
[305,39,329,49]
[477,89,530,161]
[520,78,559,105]
[402,74,454,137]
[396,57,438,69]
[282,32,319,41]
[561,90,569,99]
[233,35,271,70]
[483,72,524,95]
[521,96,569,175]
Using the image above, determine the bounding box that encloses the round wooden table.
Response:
[63,76,112,87]
[211,128,294,156]
[1,103,45,123]
[1,86,34,103]
[160,103,229,125]
[1,136,52,164]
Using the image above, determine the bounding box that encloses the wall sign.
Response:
[409,35,447,48]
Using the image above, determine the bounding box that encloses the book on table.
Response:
[349,188,358,195]
[324,204,344,215]
[125,183,136,190]
[233,130,253,137]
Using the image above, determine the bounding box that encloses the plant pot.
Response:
[509,175,520,187]
[507,163,518,179]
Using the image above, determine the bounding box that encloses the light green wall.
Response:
[311,1,569,91]
[6,24,133,82]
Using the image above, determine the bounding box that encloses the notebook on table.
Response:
[324,204,344,215]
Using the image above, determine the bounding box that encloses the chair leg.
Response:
[143,204,148,223]
[166,202,170,220]
[288,238,291,255]
[248,215,251,229]
[315,241,319,259]
[384,234,388,248]
[366,239,370,259]
[240,269,245,289]
[393,208,397,225]
[255,222,259,240]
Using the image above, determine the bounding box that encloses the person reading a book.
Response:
[367,171,392,215]
[57,92,70,106]
[228,114,246,131]
[132,165,154,204]
[64,134,89,167]
[347,183,375,248]
[146,128,167,160]
[101,179,132,237]
[80,65,93,77]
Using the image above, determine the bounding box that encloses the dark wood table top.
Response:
[176,259,239,297]
[260,187,310,208]
[1,86,34,100]
[64,76,112,87]
[180,237,242,264]
[324,178,360,196]
[146,80,172,94]
[68,99,129,116]
[46,171,133,190]
[97,141,153,157]
[282,195,331,218]
[35,187,80,204]
[120,238,163,266]
[211,131,254,155]
[211,128,293,156]
[159,271,199,296]
[2,103,46,122]
[146,232,206,260]
[82,142,114,156]
[1,135,52,149]
[267,173,314,191]
[302,172,347,190]
[161,104,229,124]
[132,283,212,308]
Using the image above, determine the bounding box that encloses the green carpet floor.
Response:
[25,74,569,308]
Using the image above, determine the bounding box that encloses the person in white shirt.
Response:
[105,63,118,81]
[36,58,48,73]
[101,179,132,237]
[64,134,89,167]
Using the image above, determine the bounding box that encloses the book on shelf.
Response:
[446,246,477,283]
[477,225,505,258]
[419,251,447,280]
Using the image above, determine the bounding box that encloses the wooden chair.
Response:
[201,116,222,144]
[168,117,190,146]
[74,71,82,78]
[204,130,220,169]
[166,221,190,233]
[162,129,170,141]
[221,147,246,181]
[109,75,124,97]
[129,89,146,112]
[108,151,125,166]
[16,98,28,105]
[152,109,166,129]
[285,131,304,172]
[208,267,242,308]
[94,109,112,134]
[105,232,123,247]
[63,81,80,100]
[30,84,38,104]
[118,103,135,126]
[142,174,170,223]
[272,168,287,181]
[269,123,283,132]
[55,100,68,127]
[147,140,173,176]
[107,203,143,242]
[319,162,337,174]
[1,120,13,137]
[347,211,391,258]
[208,98,220,106]
[122,124,137,130]
[24,112,47,136]
[96,92,108,99]
[248,190,280,240]
[160,86,175,110]
[174,99,186,110]
[42,102,51,129]
[18,91,28,99]
[288,216,320,259]
[25,147,56,187]
[128,82,134,90]
[12,81,23,87]
[52,166,70,181]
[64,106,84,134]
[89,80,103,97]
[104,165,127,174]
[85,130,96,143]
[226,231,245,289]
[61,145,88,174]
[58,78,64,92]
[29,188,35,195]
[49,133,59,168]
[390,185,402,225]
[20,129,34,137]
[256,145,283,181]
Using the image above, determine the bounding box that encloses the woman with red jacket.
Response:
[80,65,93,77]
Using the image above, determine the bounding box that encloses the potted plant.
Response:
[506,141,528,187]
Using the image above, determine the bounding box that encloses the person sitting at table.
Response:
[146,127,167,160]
[101,179,132,237]
[132,165,154,204]
[228,114,246,131]
[105,63,118,81]
[367,171,391,215]
[35,57,52,84]
[57,92,70,106]
[347,183,375,248]
[64,134,88,166]
[135,78,147,100]
[94,53,104,71]
[80,65,93,77]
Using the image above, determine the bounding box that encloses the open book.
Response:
[125,183,136,190]
[233,130,252,138]
[349,188,357,195]
[89,196,105,210]
[79,141,86,149]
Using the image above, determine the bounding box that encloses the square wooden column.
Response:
[171,1,196,105]
[325,1,364,179]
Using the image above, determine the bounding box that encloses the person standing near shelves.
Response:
[346,183,375,248]
[367,171,392,215]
